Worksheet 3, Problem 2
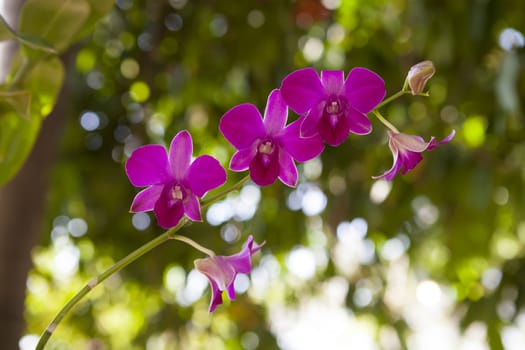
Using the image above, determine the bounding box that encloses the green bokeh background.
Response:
[21,0,525,349]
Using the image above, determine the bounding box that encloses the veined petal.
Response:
[130,185,163,212]
[263,89,288,136]
[208,278,223,313]
[249,151,280,186]
[344,67,386,113]
[372,141,402,181]
[183,193,202,221]
[347,108,372,135]
[219,103,265,149]
[390,131,429,152]
[321,70,345,95]
[126,144,171,187]
[154,187,184,229]
[399,151,423,174]
[278,151,298,187]
[227,281,236,300]
[300,103,323,137]
[372,156,403,181]
[230,148,257,171]
[280,68,325,114]
[428,129,456,150]
[169,131,193,180]
[186,155,227,197]
[281,117,324,162]
[318,111,351,146]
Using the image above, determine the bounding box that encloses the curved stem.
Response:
[201,175,250,209]
[373,110,399,133]
[170,234,216,257]
[35,174,252,349]
[375,89,409,110]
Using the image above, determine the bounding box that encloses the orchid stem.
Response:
[170,234,216,257]
[35,174,252,349]
[373,110,399,133]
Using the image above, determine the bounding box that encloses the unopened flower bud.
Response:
[406,60,435,95]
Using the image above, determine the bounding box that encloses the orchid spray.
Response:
[36,61,453,349]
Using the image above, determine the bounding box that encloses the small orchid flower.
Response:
[194,235,264,313]
[406,60,435,95]
[373,130,455,181]
[219,89,324,187]
[126,130,227,229]
[280,67,386,146]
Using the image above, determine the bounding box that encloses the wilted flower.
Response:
[126,130,227,228]
[406,60,435,95]
[373,130,455,181]
[195,235,264,312]
[219,89,324,187]
[280,67,386,146]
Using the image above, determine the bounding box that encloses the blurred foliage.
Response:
[21,0,525,349]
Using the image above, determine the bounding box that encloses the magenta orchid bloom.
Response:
[126,130,227,229]
[280,67,386,147]
[195,235,264,313]
[373,130,455,181]
[219,89,324,187]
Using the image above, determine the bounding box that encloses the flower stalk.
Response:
[35,175,251,349]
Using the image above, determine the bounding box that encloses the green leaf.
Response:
[23,56,65,118]
[0,15,16,41]
[16,33,58,55]
[72,0,116,42]
[0,14,57,54]
[0,111,41,186]
[20,0,90,54]
[0,90,32,119]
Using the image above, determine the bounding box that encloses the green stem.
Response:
[35,174,252,349]
[375,89,409,110]
[373,110,399,133]
[201,175,251,209]
[170,234,216,257]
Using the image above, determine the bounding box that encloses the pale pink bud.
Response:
[406,60,435,95]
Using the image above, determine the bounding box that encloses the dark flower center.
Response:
[168,184,189,205]
[258,140,275,155]
[323,96,346,128]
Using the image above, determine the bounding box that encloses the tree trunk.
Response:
[0,1,69,347]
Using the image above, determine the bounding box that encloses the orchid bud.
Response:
[406,60,435,95]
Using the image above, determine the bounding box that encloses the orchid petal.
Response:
[281,117,324,162]
[154,187,184,229]
[208,278,223,313]
[280,68,325,114]
[278,151,298,187]
[347,108,372,135]
[399,151,423,174]
[126,144,171,187]
[428,129,456,150]
[321,70,345,95]
[318,110,351,146]
[344,67,386,113]
[263,89,288,136]
[186,155,226,197]
[249,151,280,186]
[391,131,429,152]
[227,282,236,300]
[183,193,202,221]
[230,148,257,171]
[300,103,323,137]
[219,103,265,149]
[130,185,163,212]
[169,131,192,180]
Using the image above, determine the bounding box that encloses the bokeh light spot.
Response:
[130,81,150,102]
